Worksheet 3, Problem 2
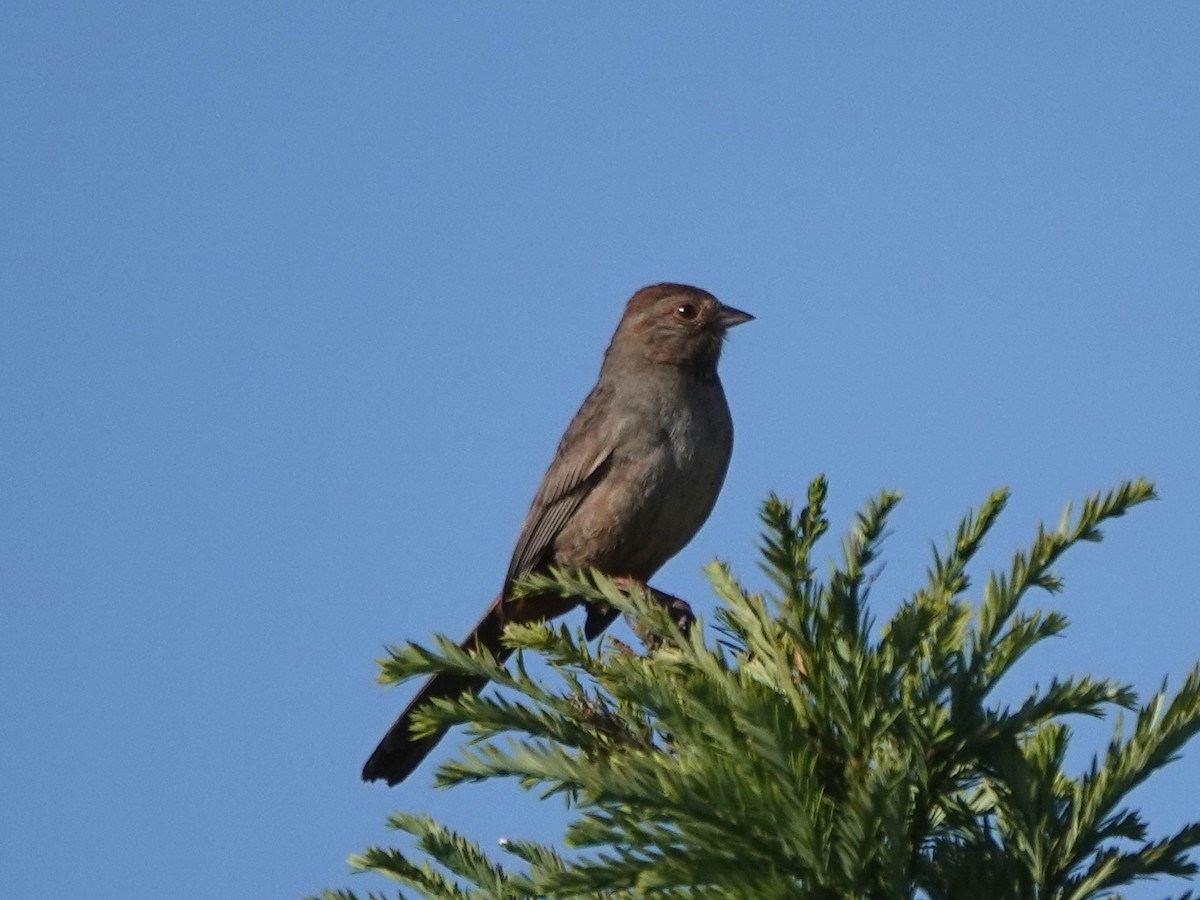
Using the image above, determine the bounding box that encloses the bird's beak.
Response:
[717,304,754,329]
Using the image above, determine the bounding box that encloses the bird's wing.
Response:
[504,443,613,589]
[503,384,616,589]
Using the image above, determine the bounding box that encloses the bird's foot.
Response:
[610,577,695,642]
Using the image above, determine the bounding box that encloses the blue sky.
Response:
[2,4,1198,897]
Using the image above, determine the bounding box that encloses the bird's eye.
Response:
[674,302,700,322]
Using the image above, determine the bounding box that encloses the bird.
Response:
[362,283,752,785]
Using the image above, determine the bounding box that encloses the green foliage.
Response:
[325,477,1200,899]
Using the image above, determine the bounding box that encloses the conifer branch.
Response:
[327,476,1195,900]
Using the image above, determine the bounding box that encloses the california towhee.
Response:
[362,283,752,785]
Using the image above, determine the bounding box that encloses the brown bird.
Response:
[362,283,752,785]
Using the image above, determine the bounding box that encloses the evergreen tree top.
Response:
[325,477,1199,900]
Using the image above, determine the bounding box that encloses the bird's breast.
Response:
[550,378,734,579]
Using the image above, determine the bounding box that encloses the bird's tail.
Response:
[362,588,585,785]
[361,594,511,786]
